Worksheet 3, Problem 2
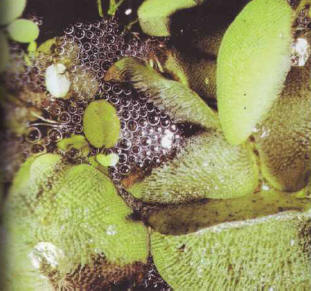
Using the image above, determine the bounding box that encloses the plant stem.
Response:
[97,0,104,17]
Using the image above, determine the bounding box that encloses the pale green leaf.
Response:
[96,153,119,167]
[83,100,121,148]
[8,19,39,43]
[217,0,293,145]
[0,0,26,25]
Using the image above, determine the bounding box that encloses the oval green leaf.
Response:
[0,31,9,73]
[0,0,26,25]
[83,100,120,148]
[8,19,39,43]
[217,0,293,145]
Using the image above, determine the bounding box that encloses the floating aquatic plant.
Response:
[1,0,311,289]
[217,0,294,145]
[2,154,148,289]
[7,18,39,43]
[128,131,258,203]
[83,100,121,148]
[147,189,311,234]
[0,0,26,26]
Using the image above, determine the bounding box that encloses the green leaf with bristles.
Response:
[2,159,148,289]
[128,131,259,203]
[152,210,311,290]
[217,0,293,145]
[106,57,219,129]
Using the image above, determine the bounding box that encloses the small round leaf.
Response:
[83,100,121,148]
[8,19,39,43]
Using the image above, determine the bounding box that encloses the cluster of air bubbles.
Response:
[102,82,182,183]
[59,18,156,84]
[2,17,159,107]
[24,97,87,161]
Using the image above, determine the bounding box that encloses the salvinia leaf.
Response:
[217,0,293,145]
[105,57,219,129]
[127,131,259,203]
[152,210,311,290]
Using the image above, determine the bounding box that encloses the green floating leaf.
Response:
[128,131,258,203]
[217,0,293,145]
[106,57,219,129]
[254,50,311,192]
[83,100,121,148]
[3,159,148,289]
[35,164,148,270]
[0,0,26,25]
[8,19,39,43]
[138,0,202,36]
[57,134,89,156]
[152,211,311,290]
[148,190,311,235]
[96,153,119,167]
[0,31,9,73]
